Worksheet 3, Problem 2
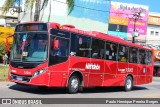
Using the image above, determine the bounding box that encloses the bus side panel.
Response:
[128,63,138,85]
[136,65,146,85]
[48,61,69,87]
[88,59,104,86]
[69,56,90,87]
[116,62,128,86]
[146,65,153,83]
[103,61,119,86]
[30,72,49,86]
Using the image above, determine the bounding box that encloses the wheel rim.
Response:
[126,79,132,89]
[71,78,79,90]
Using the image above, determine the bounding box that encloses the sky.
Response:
[113,0,160,13]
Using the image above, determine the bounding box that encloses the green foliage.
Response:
[0,42,7,57]
[2,0,74,21]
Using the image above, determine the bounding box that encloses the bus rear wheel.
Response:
[67,75,80,94]
[124,76,133,91]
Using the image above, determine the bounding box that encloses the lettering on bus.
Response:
[118,68,133,73]
[85,63,100,70]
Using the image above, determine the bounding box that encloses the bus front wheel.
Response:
[124,76,133,91]
[67,75,80,94]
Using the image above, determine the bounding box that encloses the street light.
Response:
[132,12,141,43]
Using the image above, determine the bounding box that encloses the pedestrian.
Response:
[4,54,8,65]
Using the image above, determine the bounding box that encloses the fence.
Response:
[0,64,9,81]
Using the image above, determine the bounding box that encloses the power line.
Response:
[52,0,134,16]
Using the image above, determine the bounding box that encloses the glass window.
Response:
[105,42,118,61]
[145,50,152,65]
[11,32,48,62]
[91,38,105,59]
[155,32,159,36]
[70,33,91,58]
[118,45,129,62]
[150,31,154,36]
[49,29,70,66]
[129,47,138,63]
[138,49,146,64]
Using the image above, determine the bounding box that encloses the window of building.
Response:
[155,32,159,36]
[70,33,91,58]
[118,45,129,62]
[105,42,118,61]
[150,31,154,36]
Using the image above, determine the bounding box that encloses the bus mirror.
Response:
[53,39,59,50]
[6,34,13,52]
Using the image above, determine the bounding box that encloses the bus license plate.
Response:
[17,77,23,81]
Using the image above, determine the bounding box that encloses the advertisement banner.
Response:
[109,1,149,37]
[127,20,147,35]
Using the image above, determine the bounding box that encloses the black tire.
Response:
[124,76,133,91]
[38,86,48,91]
[67,75,80,94]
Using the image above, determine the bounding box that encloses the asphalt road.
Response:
[0,77,160,107]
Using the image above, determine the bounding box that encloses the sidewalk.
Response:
[0,64,9,66]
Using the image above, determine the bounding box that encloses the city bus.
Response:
[6,22,154,94]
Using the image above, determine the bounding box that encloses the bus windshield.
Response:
[11,32,48,62]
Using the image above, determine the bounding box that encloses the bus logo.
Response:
[85,63,100,70]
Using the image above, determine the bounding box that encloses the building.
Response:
[0,7,18,27]
[147,12,160,47]
[147,12,160,76]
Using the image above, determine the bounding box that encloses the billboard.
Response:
[108,1,149,41]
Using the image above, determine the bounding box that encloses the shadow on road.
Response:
[8,84,148,95]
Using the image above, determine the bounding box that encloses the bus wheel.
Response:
[67,75,80,94]
[124,76,133,91]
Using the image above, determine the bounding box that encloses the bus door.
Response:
[128,47,138,84]
[88,38,105,86]
[103,42,118,86]
[49,29,70,86]
[69,33,91,87]
[117,45,129,85]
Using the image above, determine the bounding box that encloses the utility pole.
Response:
[132,12,141,43]
[18,0,20,23]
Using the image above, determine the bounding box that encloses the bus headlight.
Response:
[33,68,46,77]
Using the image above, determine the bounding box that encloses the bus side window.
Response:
[91,38,105,59]
[139,49,146,64]
[118,45,128,62]
[146,50,152,65]
[70,33,91,58]
[129,47,138,63]
[105,42,117,61]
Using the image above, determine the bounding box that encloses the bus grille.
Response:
[10,74,31,82]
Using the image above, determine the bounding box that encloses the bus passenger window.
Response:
[91,38,105,59]
[129,47,138,63]
[118,45,128,62]
[139,49,146,64]
[105,42,117,61]
[70,34,91,58]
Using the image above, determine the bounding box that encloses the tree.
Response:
[0,42,7,57]
[1,0,75,22]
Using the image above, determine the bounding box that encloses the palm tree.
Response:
[1,0,75,22]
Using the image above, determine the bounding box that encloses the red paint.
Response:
[8,22,154,89]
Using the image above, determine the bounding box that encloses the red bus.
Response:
[7,22,154,94]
